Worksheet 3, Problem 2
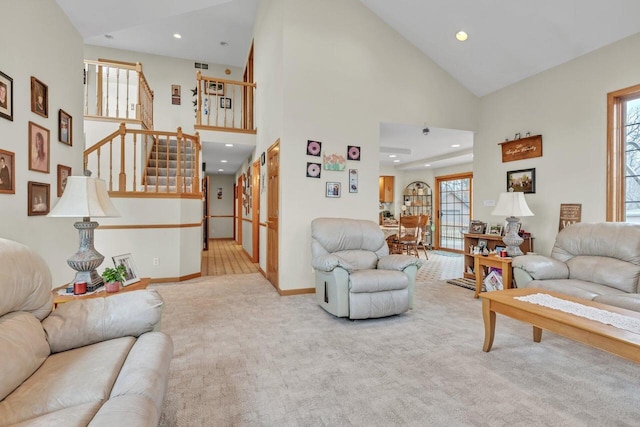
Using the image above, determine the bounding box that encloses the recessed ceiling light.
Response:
[455,31,468,42]
[424,164,431,167]
[218,169,224,172]
[393,160,400,163]
[451,144,461,148]
[104,34,113,39]
[224,143,233,147]
[221,160,227,163]
[389,154,397,158]
[173,33,182,39]
[220,41,228,46]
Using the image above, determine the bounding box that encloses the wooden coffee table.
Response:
[52,277,150,308]
[480,288,640,363]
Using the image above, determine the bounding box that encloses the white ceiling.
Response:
[57,0,640,174]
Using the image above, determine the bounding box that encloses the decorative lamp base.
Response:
[502,216,524,257]
[67,218,105,290]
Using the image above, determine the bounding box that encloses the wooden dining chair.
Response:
[398,215,421,257]
[417,215,429,259]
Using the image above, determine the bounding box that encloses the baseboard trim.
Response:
[277,287,315,296]
[150,272,201,283]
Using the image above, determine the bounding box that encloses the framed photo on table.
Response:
[112,253,141,286]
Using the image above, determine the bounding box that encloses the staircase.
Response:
[144,138,197,193]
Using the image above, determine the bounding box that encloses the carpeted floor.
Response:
[151,254,640,426]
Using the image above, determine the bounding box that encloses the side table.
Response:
[473,255,512,298]
[52,277,151,308]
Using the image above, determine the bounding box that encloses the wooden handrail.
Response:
[195,71,256,133]
[84,123,201,196]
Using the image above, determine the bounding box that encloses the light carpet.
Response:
[152,257,640,426]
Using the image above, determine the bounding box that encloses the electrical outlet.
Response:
[153,258,159,266]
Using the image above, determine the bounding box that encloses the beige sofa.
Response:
[512,222,640,312]
[0,238,173,426]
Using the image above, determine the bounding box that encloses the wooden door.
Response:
[251,159,260,263]
[202,176,209,251]
[435,172,472,252]
[236,175,243,245]
[266,140,280,288]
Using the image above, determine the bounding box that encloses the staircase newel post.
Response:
[118,122,127,192]
[196,71,202,126]
[176,127,183,194]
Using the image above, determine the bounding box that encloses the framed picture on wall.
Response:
[325,182,341,198]
[27,181,50,216]
[57,164,71,197]
[219,97,232,109]
[0,149,15,194]
[58,109,72,146]
[507,168,536,193]
[204,81,224,96]
[30,76,48,118]
[0,71,13,121]
[28,121,50,173]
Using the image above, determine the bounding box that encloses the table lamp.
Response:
[491,191,534,257]
[48,172,120,290]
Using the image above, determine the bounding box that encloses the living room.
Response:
[2,0,640,425]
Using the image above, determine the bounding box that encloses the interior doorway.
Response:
[266,139,280,289]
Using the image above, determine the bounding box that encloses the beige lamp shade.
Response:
[48,176,120,218]
[491,192,534,217]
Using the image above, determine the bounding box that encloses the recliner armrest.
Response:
[43,289,164,353]
[311,254,354,272]
[512,255,569,280]
[377,254,422,271]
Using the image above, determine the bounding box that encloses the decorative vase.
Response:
[105,281,120,293]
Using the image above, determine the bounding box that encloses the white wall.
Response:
[255,0,479,291]
[474,33,640,256]
[208,173,235,238]
[0,0,85,287]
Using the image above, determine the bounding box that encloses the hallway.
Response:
[202,239,259,276]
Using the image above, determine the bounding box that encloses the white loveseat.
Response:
[512,222,640,312]
[0,238,173,426]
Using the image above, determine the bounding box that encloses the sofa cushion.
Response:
[43,290,164,353]
[0,238,53,320]
[593,294,640,313]
[8,402,103,427]
[525,278,628,300]
[0,312,50,401]
[566,256,640,293]
[333,250,378,270]
[0,337,135,426]
[349,288,409,319]
[349,269,408,293]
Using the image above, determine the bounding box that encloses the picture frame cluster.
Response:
[0,71,73,215]
[305,139,361,198]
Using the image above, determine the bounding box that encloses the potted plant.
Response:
[101,264,127,293]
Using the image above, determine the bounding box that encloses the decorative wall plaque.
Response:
[559,203,582,231]
[498,134,542,162]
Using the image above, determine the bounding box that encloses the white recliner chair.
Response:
[311,217,423,319]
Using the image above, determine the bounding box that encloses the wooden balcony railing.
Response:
[84,123,201,196]
[195,71,256,133]
[84,59,154,130]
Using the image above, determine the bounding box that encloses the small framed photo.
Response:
[112,253,141,286]
[58,109,72,146]
[30,76,48,118]
[347,145,361,161]
[171,84,181,105]
[27,181,49,216]
[219,97,232,109]
[0,149,15,194]
[28,121,50,173]
[204,81,224,96]
[306,140,322,156]
[0,70,13,121]
[507,168,536,193]
[57,164,71,197]
[514,133,521,140]
[325,181,341,198]
[348,169,358,193]
[469,220,485,234]
[488,224,503,236]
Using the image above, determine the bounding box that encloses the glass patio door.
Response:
[435,173,472,251]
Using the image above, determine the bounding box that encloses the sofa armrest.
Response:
[377,254,422,272]
[512,255,569,281]
[312,254,354,272]
[42,289,164,353]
